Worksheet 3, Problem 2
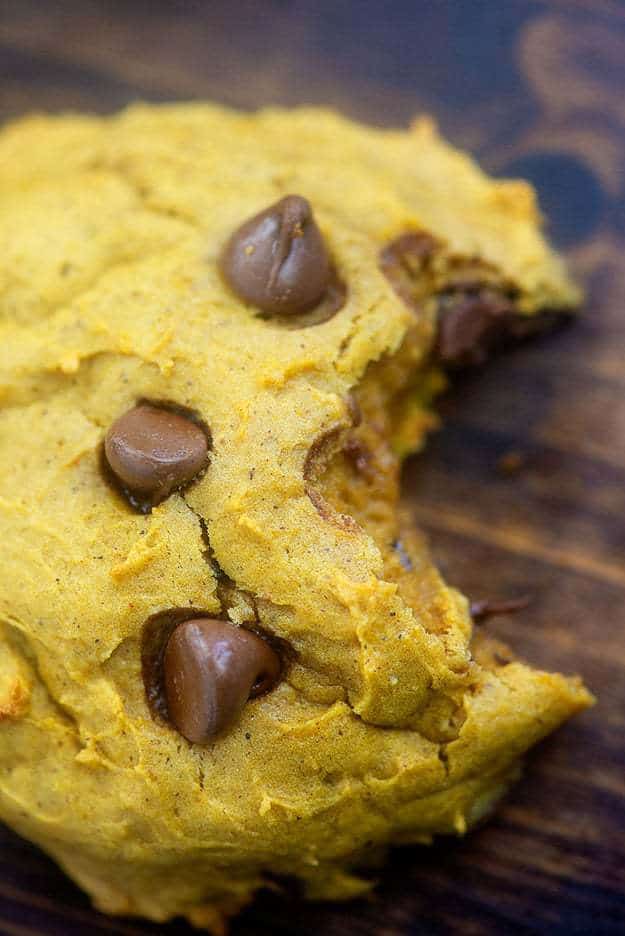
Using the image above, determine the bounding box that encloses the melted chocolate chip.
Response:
[220,195,332,315]
[379,231,439,309]
[380,231,572,368]
[164,618,281,743]
[435,287,573,367]
[470,595,531,623]
[436,287,517,367]
[104,404,209,509]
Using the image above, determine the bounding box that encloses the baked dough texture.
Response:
[0,104,591,930]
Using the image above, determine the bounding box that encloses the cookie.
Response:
[0,103,591,931]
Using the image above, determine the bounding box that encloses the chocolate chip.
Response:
[380,231,572,368]
[379,231,439,308]
[164,618,281,743]
[470,595,531,623]
[104,404,209,508]
[436,287,516,366]
[220,195,331,315]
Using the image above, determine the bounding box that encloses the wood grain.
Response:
[0,1,624,934]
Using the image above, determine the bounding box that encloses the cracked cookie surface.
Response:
[0,103,591,931]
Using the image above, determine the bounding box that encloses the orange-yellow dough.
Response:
[0,103,590,931]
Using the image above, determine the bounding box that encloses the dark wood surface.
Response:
[1,1,624,933]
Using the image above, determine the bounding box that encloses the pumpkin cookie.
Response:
[0,103,590,931]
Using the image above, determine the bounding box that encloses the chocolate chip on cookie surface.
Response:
[104,404,209,509]
[220,195,332,315]
[164,618,280,743]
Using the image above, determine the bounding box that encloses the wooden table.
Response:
[0,1,623,933]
